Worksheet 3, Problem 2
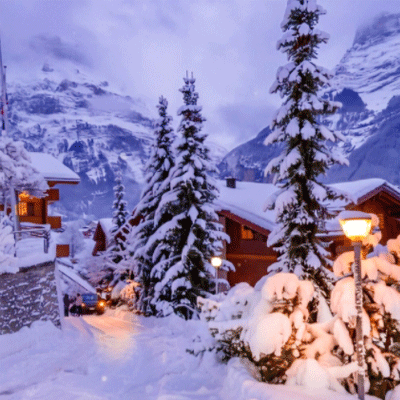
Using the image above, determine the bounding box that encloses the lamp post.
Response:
[211,256,222,295]
[338,211,372,400]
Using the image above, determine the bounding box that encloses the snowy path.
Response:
[0,311,225,400]
[70,313,140,361]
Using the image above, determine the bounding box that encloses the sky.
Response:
[0,0,399,151]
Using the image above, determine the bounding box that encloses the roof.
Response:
[28,152,80,183]
[99,218,114,242]
[330,178,400,206]
[216,180,277,232]
[215,178,400,234]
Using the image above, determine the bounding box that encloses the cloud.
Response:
[0,0,399,151]
[29,34,90,66]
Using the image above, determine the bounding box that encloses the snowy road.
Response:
[70,313,141,361]
[0,311,225,400]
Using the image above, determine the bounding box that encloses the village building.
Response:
[91,177,400,290]
[17,152,80,229]
[216,178,400,287]
[91,214,140,256]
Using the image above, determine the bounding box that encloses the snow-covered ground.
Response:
[0,309,382,400]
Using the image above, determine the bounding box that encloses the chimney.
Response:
[226,177,236,189]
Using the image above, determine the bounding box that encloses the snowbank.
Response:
[222,358,378,400]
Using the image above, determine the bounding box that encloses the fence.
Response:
[14,223,51,254]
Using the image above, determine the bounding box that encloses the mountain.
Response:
[7,66,154,220]
[8,65,227,221]
[219,13,400,187]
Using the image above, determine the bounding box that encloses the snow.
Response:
[222,358,374,400]
[28,152,80,183]
[0,306,386,400]
[16,238,55,269]
[57,262,97,294]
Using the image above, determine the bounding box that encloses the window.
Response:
[27,202,35,216]
[18,201,28,216]
[241,225,254,240]
[18,192,35,217]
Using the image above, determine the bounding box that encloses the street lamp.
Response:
[211,256,222,295]
[338,210,372,400]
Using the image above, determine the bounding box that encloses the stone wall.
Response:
[0,261,61,335]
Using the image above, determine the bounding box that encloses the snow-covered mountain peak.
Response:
[353,13,400,47]
[332,13,400,112]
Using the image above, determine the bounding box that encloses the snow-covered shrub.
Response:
[119,280,139,310]
[59,220,85,259]
[198,214,400,398]
[0,214,17,274]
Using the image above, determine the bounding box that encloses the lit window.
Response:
[18,192,30,216]
[241,225,254,240]
[18,202,27,216]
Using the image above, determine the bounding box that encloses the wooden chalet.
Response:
[92,218,114,255]
[92,214,140,256]
[215,178,400,288]
[0,152,80,257]
[91,177,400,290]
[16,152,80,230]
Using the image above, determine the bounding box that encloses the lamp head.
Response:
[338,211,372,242]
[211,256,222,268]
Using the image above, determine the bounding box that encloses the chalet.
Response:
[91,177,400,290]
[92,218,114,255]
[216,178,400,287]
[92,214,140,256]
[18,152,80,229]
[0,152,80,257]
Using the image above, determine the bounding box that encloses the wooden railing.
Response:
[14,224,51,254]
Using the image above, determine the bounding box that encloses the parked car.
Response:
[81,293,106,315]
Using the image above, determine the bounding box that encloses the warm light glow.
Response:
[339,211,372,242]
[18,202,27,216]
[211,256,222,268]
[18,192,30,216]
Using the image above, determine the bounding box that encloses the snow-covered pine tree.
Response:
[149,73,231,319]
[127,96,176,315]
[264,0,348,293]
[111,170,128,263]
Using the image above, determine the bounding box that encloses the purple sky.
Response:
[0,0,399,151]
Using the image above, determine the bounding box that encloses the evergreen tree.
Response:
[264,0,348,293]
[111,171,128,263]
[149,73,231,319]
[128,96,176,315]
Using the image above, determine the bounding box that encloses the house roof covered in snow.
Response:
[215,178,400,234]
[28,152,80,184]
[215,180,277,234]
[98,218,114,242]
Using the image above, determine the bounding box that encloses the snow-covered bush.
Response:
[199,214,400,398]
[59,220,86,259]
[0,214,17,274]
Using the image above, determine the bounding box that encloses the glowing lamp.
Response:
[338,210,372,400]
[211,256,222,268]
[339,211,372,242]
